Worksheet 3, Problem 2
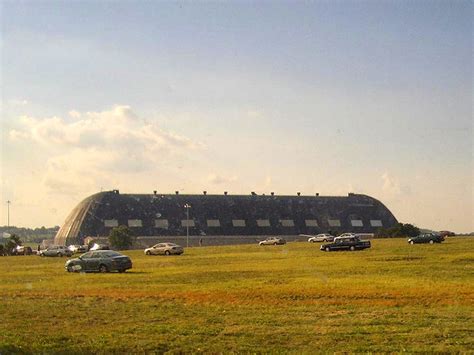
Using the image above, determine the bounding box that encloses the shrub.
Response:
[108,225,135,250]
[377,223,420,238]
[4,234,22,255]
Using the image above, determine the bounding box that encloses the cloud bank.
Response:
[9,105,204,195]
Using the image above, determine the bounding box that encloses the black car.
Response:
[408,233,444,244]
[320,235,371,252]
[65,250,132,273]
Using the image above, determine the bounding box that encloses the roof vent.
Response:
[224,191,228,195]
[153,190,157,195]
[251,191,256,196]
[203,191,207,195]
[113,189,120,194]
[297,192,301,196]
[316,193,319,196]
[271,192,274,196]
[175,191,179,195]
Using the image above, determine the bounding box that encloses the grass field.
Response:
[1,237,473,353]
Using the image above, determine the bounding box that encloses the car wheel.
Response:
[99,264,108,273]
[410,241,415,245]
[165,250,171,256]
[145,251,151,255]
[57,253,63,257]
[350,246,355,251]
[325,247,330,252]
[40,253,45,257]
[429,240,434,244]
[67,265,74,273]
[118,269,126,273]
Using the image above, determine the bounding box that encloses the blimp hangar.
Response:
[54,190,398,246]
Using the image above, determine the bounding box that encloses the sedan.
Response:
[65,250,132,273]
[408,233,444,244]
[308,234,335,243]
[68,245,88,253]
[39,246,73,257]
[144,243,184,256]
[259,237,286,246]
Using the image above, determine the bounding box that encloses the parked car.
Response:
[439,231,455,237]
[39,246,73,257]
[408,233,444,244]
[68,245,88,253]
[320,235,371,251]
[65,250,132,273]
[144,243,184,256]
[12,245,33,255]
[259,237,286,246]
[307,233,335,243]
[89,243,110,251]
[337,232,357,238]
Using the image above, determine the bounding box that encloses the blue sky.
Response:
[1,1,472,231]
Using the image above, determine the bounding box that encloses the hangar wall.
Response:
[55,190,398,245]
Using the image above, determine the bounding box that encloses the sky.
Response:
[1,0,472,232]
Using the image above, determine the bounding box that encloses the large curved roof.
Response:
[55,190,398,245]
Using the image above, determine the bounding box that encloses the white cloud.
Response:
[9,105,204,196]
[8,99,28,106]
[247,109,264,119]
[381,172,402,196]
[12,106,204,151]
[207,173,238,185]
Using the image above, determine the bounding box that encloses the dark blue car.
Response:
[65,250,132,273]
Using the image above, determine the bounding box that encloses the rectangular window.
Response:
[257,219,271,227]
[104,219,118,227]
[328,219,341,227]
[305,219,318,227]
[232,219,246,227]
[370,220,383,227]
[351,220,363,227]
[280,219,295,227]
[181,219,195,227]
[155,219,169,229]
[207,219,220,227]
[128,219,142,227]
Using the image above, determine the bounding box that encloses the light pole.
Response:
[6,200,11,227]
[184,203,191,247]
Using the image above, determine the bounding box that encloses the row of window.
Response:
[104,219,383,228]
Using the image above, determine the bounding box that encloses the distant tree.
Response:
[5,234,22,255]
[87,239,96,250]
[108,226,135,250]
[399,223,420,238]
[376,223,420,238]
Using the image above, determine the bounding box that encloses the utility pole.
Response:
[6,200,11,227]
[184,203,191,247]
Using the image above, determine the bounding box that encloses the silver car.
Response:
[259,237,286,246]
[144,243,184,256]
[307,233,335,243]
[39,246,73,257]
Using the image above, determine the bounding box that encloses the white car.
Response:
[144,243,184,255]
[337,233,357,238]
[307,233,335,243]
[259,237,286,246]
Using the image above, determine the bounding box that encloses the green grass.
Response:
[1,237,473,353]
